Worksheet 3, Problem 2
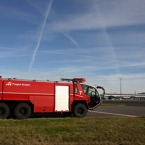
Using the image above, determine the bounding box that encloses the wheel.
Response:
[0,103,10,119]
[14,103,31,119]
[73,103,88,117]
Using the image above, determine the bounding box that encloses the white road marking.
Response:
[89,110,137,117]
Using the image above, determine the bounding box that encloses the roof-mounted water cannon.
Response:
[61,78,86,83]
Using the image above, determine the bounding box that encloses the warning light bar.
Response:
[61,78,86,83]
[73,78,86,83]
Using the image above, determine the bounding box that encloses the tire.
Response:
[73,103,88,117]
[14,103,31,119]
[0,103,10,119]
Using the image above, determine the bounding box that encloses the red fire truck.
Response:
[0,76,105,119]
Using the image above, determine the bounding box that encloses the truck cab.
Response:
[68,78,105,117]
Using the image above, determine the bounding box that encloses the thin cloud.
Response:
[29,0,53,71]
[0,46,31,58]
[48,0,145,32]
[38,49,98,59]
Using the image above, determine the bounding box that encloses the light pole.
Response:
[119,77,122,98]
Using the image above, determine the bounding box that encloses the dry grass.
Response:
[0,117,145,145]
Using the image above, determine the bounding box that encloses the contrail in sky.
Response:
[61,32,80,47]
[29,0,53,71]
[96,2,121,75]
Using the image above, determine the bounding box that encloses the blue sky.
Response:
[0,0,145,94]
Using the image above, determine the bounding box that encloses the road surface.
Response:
[87,106,145,117]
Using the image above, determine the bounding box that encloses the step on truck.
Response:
[0,76,105,119]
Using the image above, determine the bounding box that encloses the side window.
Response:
[74,84,78,94]
[81,84,88,95]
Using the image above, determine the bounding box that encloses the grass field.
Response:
[0,117,145,145]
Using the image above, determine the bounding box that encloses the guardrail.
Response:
[103,100,145,107]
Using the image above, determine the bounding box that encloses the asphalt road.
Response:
[31,101,145,118]
[87,106,145,117]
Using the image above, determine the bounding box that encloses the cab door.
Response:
[81,84,101,109]
[87,86,101,109]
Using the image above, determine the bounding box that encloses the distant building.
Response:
[103,92,145,100]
